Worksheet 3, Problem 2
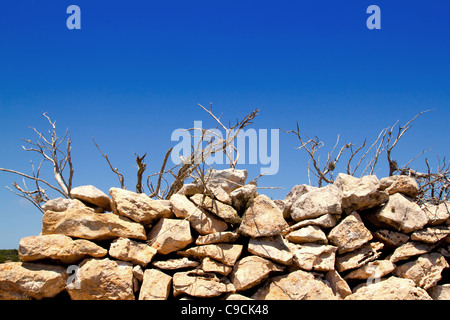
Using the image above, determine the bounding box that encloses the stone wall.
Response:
[1,169,450,300]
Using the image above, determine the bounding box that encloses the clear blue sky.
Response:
[0,0,449,248]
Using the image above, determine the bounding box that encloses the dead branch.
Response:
[92,137,126,189]
[135,153,147,194]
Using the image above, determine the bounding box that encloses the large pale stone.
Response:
[283,184,317,211]
[334,173,389,212]
[282,214,339,235]
[42,208,146,241]
[152,257,200,270]
[190,194,241,224]
[0,262,67,300]
[327,212,372,254]
[230,256,284,291]
[335,242,384,272]
[344,260,396,280]
[109,187,172,225]
[379,175,419,198]
[411,225,450,243]
[238,194,288,238]
[170,194,228,235]
[19,234,107,264]
[71,185,111,210]
[325,270,352,299]
[109,237,157,267]
[207,184,232,205]
[422,202,450,225]
[200,257,233,276]
[251,270,337,300]
[229,184,257,212]
[196,231,239,245]
[139,269,172,300]
[206,168,248,193]
[345,276,432,300]
[172,269,235,298]
[291,243,337,271]
[286,225,328,244]
[248,235,293,265]
[67,258,134,300]
[42,197,88,212]
[178,243,243,266]
[373,229,409,248]
[393,253,449,289]
[372,193,428,233]
[290,185,342,221]
[147,218,193,255]
[388,241,435,263]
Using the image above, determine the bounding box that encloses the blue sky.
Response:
[0,0,449,248]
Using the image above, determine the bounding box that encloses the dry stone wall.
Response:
[1,169,450,300]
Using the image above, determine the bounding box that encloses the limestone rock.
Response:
[206,168,248,193]
[70,185,111,210]
[170,194,228,235]
[290,185,342,222]
[393,253,449,289]
[379,175,419,198]
[345,276,432,300]
[411,225,450,243]
[372,193,428,233]
[138,269,172,300]
[422,202,450,225]
[344,260,396,280]
[42,197,88,212]
[42,208,146,241]
[325,270,352,299]
[109,237,157,267]
[229,184,257,212]
[172,269,235,298]
[388,241,435,263]
[335,242,384,272]
[196,231,239,245]
[190,194,241,224]
[109,187,172,225]
[0,262,67,300]
[200,257,233,276]
[373,229,409,248]
[291,243,337,271]
[19,234,107,264]
[178,243,243,266]
[67,258,134,300]
[273,199,290,219]
[224,293,254,300]
[286,225,328,244]
[152,257,200,270]
[207,184,232,205]
[248,235,293,265]
[147,218,193,255]
[334,173,389,212]
[238,194,288,238]
[283,184,317,212]
[427,284,450,300]
[328,212,373,254]
[177,183,202,196]
[230,256,284,291]
[251,270,337,300]
[282,214,339,235]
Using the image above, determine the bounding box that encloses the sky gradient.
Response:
[0,0,449,248]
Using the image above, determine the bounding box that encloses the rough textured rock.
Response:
[248,235,293,265]
[334,173,389,212]
[207,184,232,205]
[206,168,248,193]
[283,214,339,235]
[230,256,284,291]
[42,207,147,240]
[170,194,228,234]
[290,185,342,221]
[138,269,172,300]
[286,225,328,244]
[200,257,233,276]
[195,231,239,245]
[178,244,243,266]
[422,202,450,225]
[328,212,373,254]
[19,234,107,264]
[190,194,241,224]
[291,243,337,271]
[335,242,384,272]
[373,229,409,248]
[393,253,449,289]
[410,225,450,243]
[344,259,396,280]
[388,241,435,263]
[238,194,288,238]
[152,257,200,270]
[42,197,87,212]
[229,184,257,212]
[345,276,432,300]
[70,185,111,210]
[427,284,450,300]
[172,269,235,298]
[109,187,172,225]
[0,262,67,300]
[371,193,428,233]
[147,218,193,255]
[283,184,317,211]
[379,175,419,198]
[109,237,157,267]
[325,270,352,299]
[252,270,337,300]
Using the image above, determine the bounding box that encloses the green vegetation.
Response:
[0,249,19,263]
